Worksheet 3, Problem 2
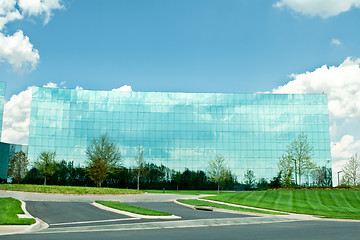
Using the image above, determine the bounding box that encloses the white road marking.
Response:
[50,218,140,226]
[38,216,309,234]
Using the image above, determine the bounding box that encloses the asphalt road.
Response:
[1,197,359,240]
[2,219,360,240]
[24,201,251,228]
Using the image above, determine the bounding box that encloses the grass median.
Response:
[95,201,172,216]
[0,198,35,225]
[145,190,221,195]
[177,199,285,215]
[204,190,360,219]
[0,184,142,195]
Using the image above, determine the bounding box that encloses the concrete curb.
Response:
[91,202,181,219]
[0,200,48,236]
[173,199,197,209]
[174,199,272,217]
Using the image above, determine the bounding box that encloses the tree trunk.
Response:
[217,181,220,194]
[44,175,47,185]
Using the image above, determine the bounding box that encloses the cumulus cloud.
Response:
[0,0,23,31]
[272,57,360,184]
[1,86,33,144]
[330,38,342,46]
[0,0,63,72]
[112,85,133,92]
[274,0,360,18]
[0,30,39,72]
[273,57,360,119]
[18,0,64,24]
[43,82,59,88]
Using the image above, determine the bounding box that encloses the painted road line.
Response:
[50,218,140,226]
[37,216,311,234]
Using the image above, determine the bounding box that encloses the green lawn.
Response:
[177,199,285,215]
[145,189,223,195]
[95,201,172,216]
[0,198,36,225]
[0,184,142,195]
[204,190,360,219]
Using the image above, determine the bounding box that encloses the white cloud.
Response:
[0,0,23,31]
[330,38,342,46]
[0,30,39,72]
[272,57,360,185]
[273,57,360,119]
[0,0,63,72]
[1,81,66,144]
[1,86,33,144]
[274,0,360,18]
[18,0,63,24]
[112,85,133,92]
[75,86,83,90]
[43,82,58,88]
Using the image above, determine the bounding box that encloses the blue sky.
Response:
[1,0,359,98]
[1,0,360,184]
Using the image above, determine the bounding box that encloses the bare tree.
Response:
[279,133,316,186]
[207,154,231,194]
[134,146,146,190]
[7,151,29,184]
[244,169,256,189]
[341,153,360,186]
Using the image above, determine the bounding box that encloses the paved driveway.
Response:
[25,201,254,228]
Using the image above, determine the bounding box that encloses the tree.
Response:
[85,134,121,187]
[7,151,29,184]
[88,157,108,187]
[341,153,360,186]
[269,172,282,189]
[134,146,146,190]
[278,154,294,187]
[244,169,256,189]
[207,154,231,194]
[311,166,332,187]
[173,171,182,191]
[279,133,316,186]
[34,151,58,185]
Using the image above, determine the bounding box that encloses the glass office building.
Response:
[0,81,5,138]
[27,87,331,182]
[0,82,29,180]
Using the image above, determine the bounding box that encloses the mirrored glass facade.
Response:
[0,81,5,138]
[28,87,331,181]
[0,143,28,180]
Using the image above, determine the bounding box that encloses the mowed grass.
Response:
[95,201,172,216]
[204,190,360,219]
[0,198,35,225]
[145,190,222,195]
[177,199,285,215]
[0,184,142,195]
